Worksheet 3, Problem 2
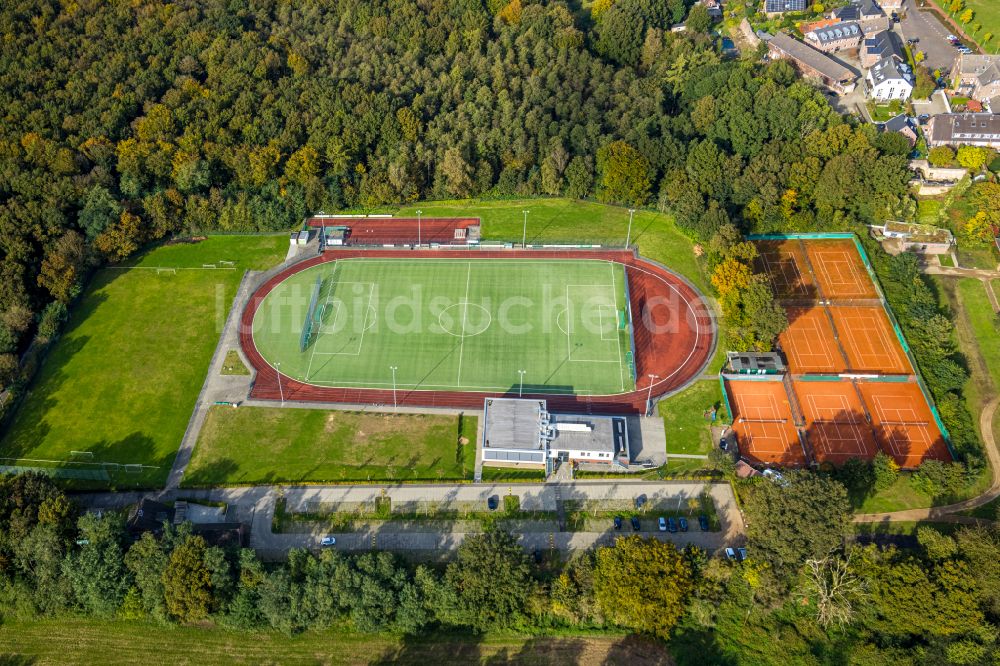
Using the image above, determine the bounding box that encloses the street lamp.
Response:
[276,362,285,405]
[518,369,526,397]
[626,208,636,248]
[390,366,398,409]
[416,210,422,247]
[646,374,659,416]
[522,210,529,248]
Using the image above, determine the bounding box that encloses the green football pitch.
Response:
[252,258,636,395]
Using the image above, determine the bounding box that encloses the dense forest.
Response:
[5,471,1000,663]
[0,0,914,361]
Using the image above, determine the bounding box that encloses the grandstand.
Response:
[306,215,481,247]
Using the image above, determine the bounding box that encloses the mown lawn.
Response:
[0,236,287,489]
[392,198,711,294]
[854,277,997,513]
[659,380,722,456]
[0,618,659,666]
[184,406,477,485]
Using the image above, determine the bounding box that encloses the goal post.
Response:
[299,274,324,352]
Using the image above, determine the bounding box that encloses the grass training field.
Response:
[0,618,661,666]
[0,236,287,488]
[254,258,635,396]
[184,406,477,485]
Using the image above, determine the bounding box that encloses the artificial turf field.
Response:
[252,258,635,396]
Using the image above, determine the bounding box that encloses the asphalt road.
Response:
[75,479,746,558]
[897,0,959,74]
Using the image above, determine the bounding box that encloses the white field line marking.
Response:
[564,283,620,363]
[455,262,473,387]
[609,262,625,392]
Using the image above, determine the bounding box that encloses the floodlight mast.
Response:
[646,374,658,416]
[390,366,398,409]
[276,362,285,405]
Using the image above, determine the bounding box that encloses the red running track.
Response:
[306,217,479,246]
[239,249,716,414]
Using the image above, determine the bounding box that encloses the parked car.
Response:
[667,517,678,533]
[658,516,667,531]
[631,516,641,531]
[737,547,748,562]
[320,536,336,546]
[487,495,499,511]
[906,38,919,45]
[635,495,647,510]
[698,515,710,531]
[947,34,959,42]
[719,437,728,451]
[679,517,689,532]
[725,547,736,560]
[614,516,623,530]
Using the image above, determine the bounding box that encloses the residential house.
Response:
[867,54,913,101]
[861,30,898,69]
[801,18,841,34]
[701,0,723,19]
[927,113,1000,149]
[879,114,919,146]
[766,32,858,93]
[950,54,1000,103]
[805,22,862,53]
[833,0,889,34]
[764,0,807,15]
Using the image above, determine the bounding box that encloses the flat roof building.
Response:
[481,398,630,472]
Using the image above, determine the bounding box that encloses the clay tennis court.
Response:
[778,306,847,374]
[856,381,951,468]
[794,380,879,464]
[755,240,816,300]
[828,306,911,374]
[804,239,878,300]
[725,379,805,466]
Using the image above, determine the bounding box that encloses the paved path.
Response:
[165,272,255,489]
[924,265,1000,280]
[854,396,1000,524]
[75,479,745,557]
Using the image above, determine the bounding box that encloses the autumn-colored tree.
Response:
[497,0,522,25]
[284,146,320,186]
[963,211,995,246]
[956,145,988,170]
[591,0,614,21]
[593,536,693,639]
[162,535,214,622]
[959,8,973,24]
[94,211,143,262]
[711,257,753,299]
[38,231,88,303]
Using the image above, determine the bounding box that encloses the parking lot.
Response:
[896,0,960,73]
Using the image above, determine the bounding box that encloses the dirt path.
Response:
[854,396,1000,524]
